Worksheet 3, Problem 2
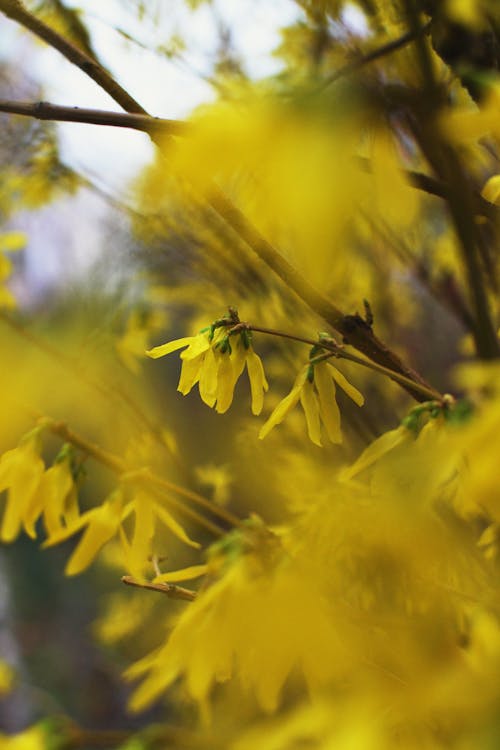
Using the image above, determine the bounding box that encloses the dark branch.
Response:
[322,21,432,88]
[0,99,188,135]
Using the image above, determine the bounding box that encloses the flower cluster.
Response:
[147,325,268,415]
[259,360,364,446]
[0,426,199,578]
[147,315,364,446]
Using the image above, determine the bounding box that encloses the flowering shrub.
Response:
[0,0,499,747]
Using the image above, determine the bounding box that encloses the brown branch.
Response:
[322,20,432,88]
[402,0,499,359]
[0,1,441,400]
[121,575,197,601]
[0,98,188,135]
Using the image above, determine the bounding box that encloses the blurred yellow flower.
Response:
[0,433,45,542]
[43,488,132,576]
[0,725,47,750]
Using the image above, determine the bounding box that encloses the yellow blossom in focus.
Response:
[259,361,363,446]
[147,327,268,415]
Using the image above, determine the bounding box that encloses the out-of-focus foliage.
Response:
[0,0,499,748]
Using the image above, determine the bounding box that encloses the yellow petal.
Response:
[0,441,44,542]
[146,336,194,359]
[177,353,204,395]
[154,564,208,583]
[216,354,236,414]
[481,175,500,206]
[42,509,94,548]
[230,339,247,381]
[199,347,218,407]
[259,369,308,440]
[180,333,211,361]
[340,426,409,481]
[129,490,155,580]
[154,503,201,548]
[65,507,119,576]
[34,460,74,537]
[328,365,364,406]
[300,380,322,446]
[0,231,27,252]
[246,349,269,416]
[314,362,342,444]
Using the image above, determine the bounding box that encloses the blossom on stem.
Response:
[147,327,268,415]
[43,482,200,577]
[259,361,363,446]
[0,431,45,542]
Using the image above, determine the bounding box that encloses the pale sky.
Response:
[9,0,300,194]
[1,0,301,296]
[1,1,366,297]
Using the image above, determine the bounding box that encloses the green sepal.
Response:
[241,329,252,349]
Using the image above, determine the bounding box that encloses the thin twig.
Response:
[0,98,187,135]
[228,321,444,402]
[0,0,147,114]
[321,20,432,89]
[121,575,197,601]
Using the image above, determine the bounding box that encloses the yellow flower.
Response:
[147,328,268,415]
[259,361,363,446]
[0,433,45,542]
[125,551,341,716]
[340,425,410,482]
[43,483,200,577]
[43,488,132,576]
[31,454,78,537]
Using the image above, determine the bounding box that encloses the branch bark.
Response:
[0,98,188,135]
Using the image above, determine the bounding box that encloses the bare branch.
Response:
[0,99,188,135]
[0,0,147,114]
[322,20,432,89]
[121,575,197,601]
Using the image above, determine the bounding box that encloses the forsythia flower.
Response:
[259,361,363,446]
[147,328,268,415]
[43,485,199,577]
[126,549,343,717]
[32,453,78,536]
[43,488,132,576]
[0,432,45,542]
